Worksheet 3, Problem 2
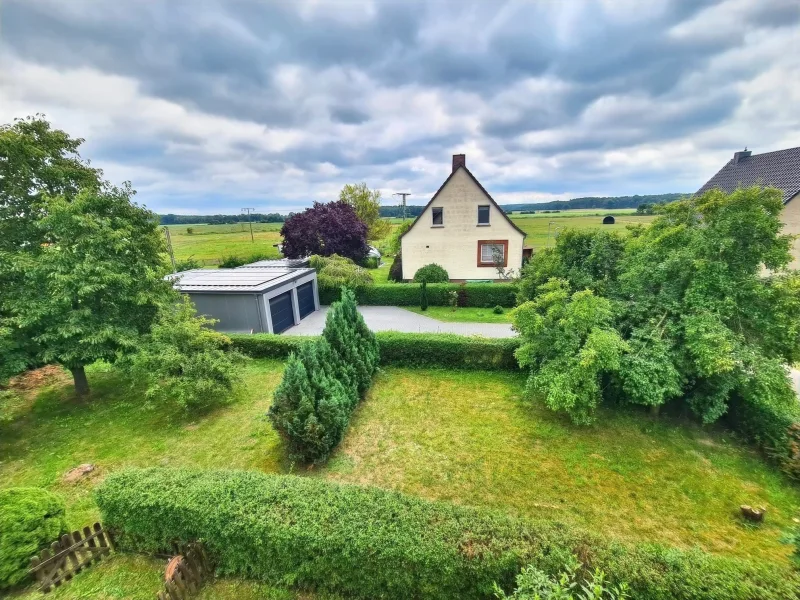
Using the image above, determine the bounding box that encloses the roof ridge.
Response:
[743,145,800,159]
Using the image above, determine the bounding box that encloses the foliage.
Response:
[339,182,391,240]
[174,256,201,271]
[448,290,459,310]
[219,252,271,268]
[97,467,800,600]
[159,213,285,225]
[268,288,378,463]
[229,332,521,370]
[493,305,505,315]
[0,488,67,590]
[362,256,379,269]
[310,254,373,290]
[420,281,428,310]
[186,227,194,234]
[514,187,800,433]
[495,558,628,600]
[388,253,404,282]
[281,201,369,263]
[385,220,412,255]
[0,184,172,396]
[0,115,102,254]
[413,263,450,283]
[120,297,245,411]
[783,522,800,565]
[318,282,517,307]
[513,279,627,424]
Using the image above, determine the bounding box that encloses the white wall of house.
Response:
[781,192,800,269]
[401,167,525,280]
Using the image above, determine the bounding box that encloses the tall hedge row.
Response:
[96,468,800,600]
[267,289,379,463]
[317,282,517,307]
[229,332,521,371]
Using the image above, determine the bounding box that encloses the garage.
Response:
[169,265,319,334]
[269,291,295,334]
[297,281,315,319]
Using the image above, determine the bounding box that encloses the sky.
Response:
[1,0,799,215]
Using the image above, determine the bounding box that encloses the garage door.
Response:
[269,292,295,334]
[297,282,315,319]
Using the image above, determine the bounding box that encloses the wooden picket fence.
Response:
[28,522,114,593]
[157,542,212,600]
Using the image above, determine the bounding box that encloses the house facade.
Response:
[697,146,800,267]
[400,154,526,281]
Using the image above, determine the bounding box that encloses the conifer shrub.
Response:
[0,488,67,590]
[420,281,428,310]
[388,253,404,282]
[268,288,378,463]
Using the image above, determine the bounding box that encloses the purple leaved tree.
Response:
[280,201,370,262]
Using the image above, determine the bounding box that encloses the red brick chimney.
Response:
[452,154,466,172]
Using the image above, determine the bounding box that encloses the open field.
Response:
[165,222,282,264]
[3,361,798,569]
[509,213,656,250]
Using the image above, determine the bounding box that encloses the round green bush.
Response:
[413,263,449,283]
[493,305,505,315]
[0,488,67,590]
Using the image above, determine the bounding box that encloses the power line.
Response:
[241,208,255,242]
[392,192,412,221]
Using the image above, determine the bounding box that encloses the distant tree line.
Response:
[378,194,685,218]
[159,213,286,225]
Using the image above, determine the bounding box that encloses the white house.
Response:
[400,154,526,281]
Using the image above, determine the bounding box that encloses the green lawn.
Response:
[165,222,283,265]
[3,360,798,598]
[403,306,511,323]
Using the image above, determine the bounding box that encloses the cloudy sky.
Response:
[2,0,799,214]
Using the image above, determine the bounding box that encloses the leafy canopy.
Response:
[514,187,800,426]
[309,254,374,290]
[280,201,369,263]
[339,182,391,240]
[413,263,450,283]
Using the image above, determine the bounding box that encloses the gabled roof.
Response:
[400,164,526,239]
[696,146,800,204]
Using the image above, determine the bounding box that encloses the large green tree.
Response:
[339,182,390,241]
[1,184,171,396]
[514,186,800,425]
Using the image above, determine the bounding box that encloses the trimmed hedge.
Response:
[97,468,800,600]
[0,488,67,590]
[318,283,517,307]
[229,332,521,371]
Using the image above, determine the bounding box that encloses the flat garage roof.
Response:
[170,267,315,293]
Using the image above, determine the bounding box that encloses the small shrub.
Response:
[493,305,505,315]
[97,468,800,600]
[413,263,449,283]
[388,253,404,282]
[121,297,245,411]
[219,255,247,268]
[175,256,201,271]
[362,256,379,269]
[495,557,629,599]
[186,227,194,234]
[420,281,428,310]
[310,254,373,290]
[448,290,458,311]
[0,488,67,590]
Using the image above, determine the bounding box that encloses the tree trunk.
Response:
[650,403,661,417]
[70,366,89,397]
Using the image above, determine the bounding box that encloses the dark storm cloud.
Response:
[2,0,798,212]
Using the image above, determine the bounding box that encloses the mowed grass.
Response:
[165,222,283,264]
[323,368,800,562]
[508,213,656,250]
[403,306,512,323]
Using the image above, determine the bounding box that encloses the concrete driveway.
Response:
[285,306,515,338]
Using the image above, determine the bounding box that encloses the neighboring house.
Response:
[400,154,526,281]
[697,146,800,267]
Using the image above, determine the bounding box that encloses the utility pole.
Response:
[163,227,177,272]
[241,208,255,242]
[392,192,412,221]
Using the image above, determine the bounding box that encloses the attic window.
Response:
[478,205,490,225]
[432,207,443,226]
